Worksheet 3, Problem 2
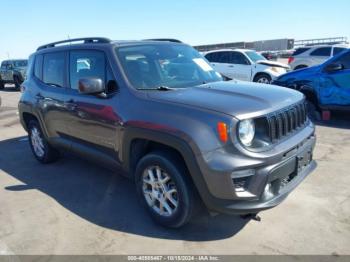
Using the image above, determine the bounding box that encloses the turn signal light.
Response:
[217,122,228,143]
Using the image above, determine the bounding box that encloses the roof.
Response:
[36,37,184,51]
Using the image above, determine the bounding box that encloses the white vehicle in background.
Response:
[288,45,348,70]
[204,49,289,84]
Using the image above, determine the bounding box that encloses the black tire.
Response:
[28,120,60,163]
[294,65,308,70]
[307,101,321,121]
[135,151,196,228]
[0,81,4,90]
[13,76,21,90]
[253,73,272,84]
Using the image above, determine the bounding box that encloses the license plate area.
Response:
[297,147,313,173]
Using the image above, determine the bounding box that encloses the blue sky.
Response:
[1,0,349,61]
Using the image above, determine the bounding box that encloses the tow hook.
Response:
[240,213,261,222]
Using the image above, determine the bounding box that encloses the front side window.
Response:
[116,44,222,89]
[43,52,65,87]
[244,51,266,63]
[1,61,7,69]
[231,52,250,65]
[69,50,106,90]
[333,47,346,56]
[310,47,331,56]
[333,52,350,70]
[13,60,28,67]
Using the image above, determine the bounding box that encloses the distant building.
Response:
[194,38,294,52]
[194,37,348,52]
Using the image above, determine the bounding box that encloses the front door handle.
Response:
[64,99,77,110]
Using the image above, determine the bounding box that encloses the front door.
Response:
[319,51,350,106]
[64,50,121,160]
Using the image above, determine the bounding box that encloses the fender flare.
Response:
[121,126,213,203]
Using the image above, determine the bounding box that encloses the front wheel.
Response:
[253,74,272,84]
[135,152,196,228]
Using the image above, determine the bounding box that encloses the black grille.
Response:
[266,102,308,142]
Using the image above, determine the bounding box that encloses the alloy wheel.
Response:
[142,165,179,217]
[30,127,45,158]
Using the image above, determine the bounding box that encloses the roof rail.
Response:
[144,38,183,43]
[37,37,111,51]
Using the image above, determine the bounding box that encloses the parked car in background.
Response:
[260,51,278,61]
[0,59,28,90]
[204,49,289,84]
[273,49,350,117]
[288,45,348,70]
[19,37,316,227]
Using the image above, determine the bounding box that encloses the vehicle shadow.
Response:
[312,111,350,129]
[0,136,250,241]
[0,86,19,92]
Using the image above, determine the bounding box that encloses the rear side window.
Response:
[34,55,43,80]
[1,61,7,69]
[333,47,346,56]
[334,52,350,69]
[310,47,331,57]
[205,52,231,63]
[293,48,310,56]
[205,52,220,63]
[69,50,106,90]
[43,52,66,87]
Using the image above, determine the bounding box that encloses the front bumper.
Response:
[197,125,317,215]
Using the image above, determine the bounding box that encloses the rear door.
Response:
[310,47,332,66]
[205,51,235,79]
[319,51,350,106]
[35,51,72,140]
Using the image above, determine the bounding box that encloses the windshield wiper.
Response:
[138,86,176,91]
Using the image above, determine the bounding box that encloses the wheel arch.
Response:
[122,127,210,201]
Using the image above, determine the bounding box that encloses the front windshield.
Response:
[244,51,266,63]
[13,60,28,67]
[116,44,223,89]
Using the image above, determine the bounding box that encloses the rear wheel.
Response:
[0,80,4,90]
[28,120,60,163]
[135,152,196,228]
[253,74,272,84]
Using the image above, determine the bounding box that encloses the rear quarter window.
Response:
[34,55,43,80]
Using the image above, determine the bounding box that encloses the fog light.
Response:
[264,183,274,199]
[231,169,255,198]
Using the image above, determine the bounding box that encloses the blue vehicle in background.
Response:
[273,48,350,119]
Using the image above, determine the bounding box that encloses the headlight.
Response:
[238,119,255,146]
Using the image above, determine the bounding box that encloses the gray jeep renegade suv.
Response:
[19,37,316,227]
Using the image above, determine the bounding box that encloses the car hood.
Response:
[147,81,304,119]
[277,64,321,80]
[256,60,290,69]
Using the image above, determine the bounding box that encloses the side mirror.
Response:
[325,63,344,73]
[78,78,105,95]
